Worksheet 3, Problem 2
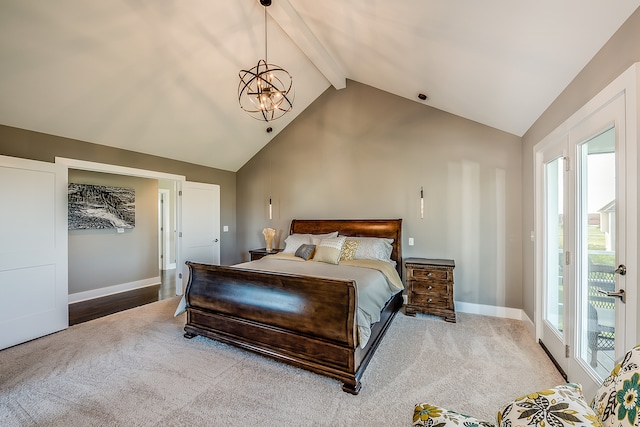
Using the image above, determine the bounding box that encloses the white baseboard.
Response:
[402,295,533,332]
[68,277,161,304]
[455,302,536,338]
[519,311,535,338]
[455,301,526,320]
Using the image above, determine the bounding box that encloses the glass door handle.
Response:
[615,264,627,275]
[598,288,626,303]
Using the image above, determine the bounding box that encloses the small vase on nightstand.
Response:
[263,227,275,252]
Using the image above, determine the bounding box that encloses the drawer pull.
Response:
[427,286,433,290]
[427,272,432,277]
[428,298,433,303]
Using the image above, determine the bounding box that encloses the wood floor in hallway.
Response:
[69,269,177,325]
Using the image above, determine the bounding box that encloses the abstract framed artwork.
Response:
[68,183,135,230]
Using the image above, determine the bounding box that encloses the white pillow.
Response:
[282,234,313,254]
[345,236,394,262]
[313,236,347,265]
[310,231,338,246]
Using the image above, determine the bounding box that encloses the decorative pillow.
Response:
[310,231,339,246]
[497,383,600,427]
[282,234,313,254]
[294,244,316,260]
[313,236,347,265]
[340,239,360,261]
[346,236,394,262]
[591,344,640,427]
[413,403,495,427]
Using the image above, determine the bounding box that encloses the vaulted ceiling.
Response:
[1,1,638,171]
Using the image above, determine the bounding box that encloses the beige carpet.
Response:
[0,297,564,426]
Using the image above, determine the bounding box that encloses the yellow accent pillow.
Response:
[340,239,360,261]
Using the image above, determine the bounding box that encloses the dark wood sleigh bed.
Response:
[182,219,403,394]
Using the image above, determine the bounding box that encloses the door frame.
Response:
[56,157,187,296]
[535,137,571,376]
[158,188,171,270]
[534,63,638,394]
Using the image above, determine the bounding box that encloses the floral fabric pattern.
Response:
[618,373,640,424]
[414,345,640,427]
[592,344,640,427]
[413,403,495,427]
[497,383,603,427]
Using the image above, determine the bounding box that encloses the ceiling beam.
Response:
[265,0,346,90]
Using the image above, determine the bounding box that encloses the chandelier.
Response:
[238,0,294,122]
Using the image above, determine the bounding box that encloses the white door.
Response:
[0,155,68,350]
[179,181,220,291]
[566,93,633,398]
[536,73,637,399]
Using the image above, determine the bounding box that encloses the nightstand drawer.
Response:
[409,268,450,281]
[410,280,450,295]
[410,293,450,306]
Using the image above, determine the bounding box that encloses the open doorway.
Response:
[58,157,221,322]
[59,158,185,322]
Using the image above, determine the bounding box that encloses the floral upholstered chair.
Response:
[413,344,640,427]
[591,343,640,426]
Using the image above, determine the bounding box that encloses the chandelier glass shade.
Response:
[238,3,294,122]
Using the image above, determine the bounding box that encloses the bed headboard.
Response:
[289,219,403,279]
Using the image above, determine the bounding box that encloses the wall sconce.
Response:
[269,197,273,220]
[420,187,424,219]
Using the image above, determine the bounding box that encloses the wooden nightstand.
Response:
[405,258,456,322]
[249,248,283,261]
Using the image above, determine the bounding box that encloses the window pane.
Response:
[578,127,616,379]
[545,157,564,334]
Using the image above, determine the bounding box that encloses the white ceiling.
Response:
[1,1,638,172]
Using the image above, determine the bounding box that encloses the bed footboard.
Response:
[183,261,402,394]
[184,262,367,388]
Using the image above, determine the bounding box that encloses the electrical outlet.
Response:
[223,225,229,232]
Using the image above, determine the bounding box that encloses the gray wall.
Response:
[0,124,238,267]
[8,3,639,312]
[237,80,523,309]
[521,8,640,323]
[68,170,158,294]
